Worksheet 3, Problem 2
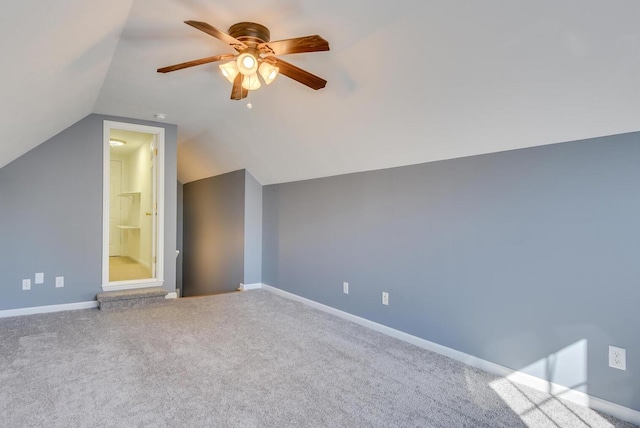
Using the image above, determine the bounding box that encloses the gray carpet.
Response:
[0,290,634,428]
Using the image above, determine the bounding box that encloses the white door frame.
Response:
[150,138,158,278]
[102,120,165,292]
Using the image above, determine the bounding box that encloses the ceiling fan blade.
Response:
[231,73,248,100]
[185,20,248,50]
[269,57,327,90]
[259,35,329,56]
[157,54,236,73]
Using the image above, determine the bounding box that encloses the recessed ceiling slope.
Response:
[0,0,134,170]
[92,0,640,185]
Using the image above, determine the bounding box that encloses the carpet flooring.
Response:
[0,290,635,428]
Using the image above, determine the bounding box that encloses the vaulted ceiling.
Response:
[2,1,639,184]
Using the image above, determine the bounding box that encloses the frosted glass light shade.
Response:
[219,61,239,83]
[237,52,258,76]
[242,73,261,90]
[259,62,279,85]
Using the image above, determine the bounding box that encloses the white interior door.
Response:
[109,160,123,256]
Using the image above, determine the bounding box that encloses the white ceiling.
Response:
[110,129,152,156]
[2,1,640,184]
[0,0,134,170]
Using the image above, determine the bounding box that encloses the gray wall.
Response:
[244,170,263,284]
[0,114,178,310]
[262,132,640,411]
[183,170,245,296]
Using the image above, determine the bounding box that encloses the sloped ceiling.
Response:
[0,0,134,170]
[3,1,640,184]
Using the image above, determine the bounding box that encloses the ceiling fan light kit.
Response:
[259,62,279,85]
[157,20,330,100]
[236,51,259,75]
[242,73,261,90]
[219,61,239,83]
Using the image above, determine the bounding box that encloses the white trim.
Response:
[165,292,178,299]
[102,121,165,292]
[101,280,164,292]
[0,301,99,318]
[237,283,263,291]
[155,130,166,284]
[261,284,640,426]
[102,123,110,285]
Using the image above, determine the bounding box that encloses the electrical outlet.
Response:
[382,291,389,306]
[55,276,64,288]
[609,346,626,370]
[22,279,31,291]
[35,272,44,284]
[343,282,349,294]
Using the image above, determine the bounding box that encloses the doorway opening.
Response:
[102,121,165,291]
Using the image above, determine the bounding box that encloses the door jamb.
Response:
[102,120,165,292]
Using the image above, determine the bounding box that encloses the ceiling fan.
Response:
[157,20,330,100]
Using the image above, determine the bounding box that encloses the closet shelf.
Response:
[117,225,140,230]
[118,191,141,197]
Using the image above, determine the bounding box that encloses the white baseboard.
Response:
[0,301,99,318]
[165,292,177,299]
[237,282,263,291]
[261,284,640,426]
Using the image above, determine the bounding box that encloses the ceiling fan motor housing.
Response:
[228,22,271,46]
